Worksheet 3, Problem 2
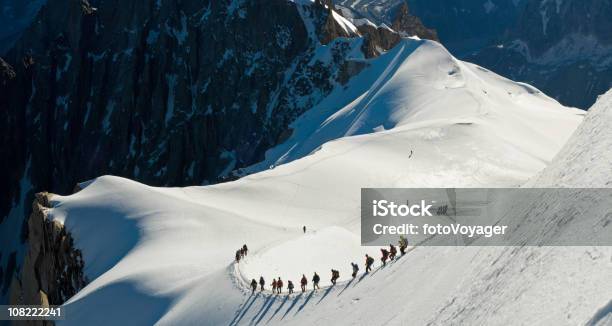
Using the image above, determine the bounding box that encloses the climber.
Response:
[242,244,248,256]
[300,274,307,292]
[312,272,320,290]
[389,244,397,260]
[381,248,389,266]
[250,279,257,294]
[303,225,306,233]
[331,269,339,285]
[276,277,283,294]
[272,278,277,293]
[235,250,241,263]
[259,276,265,291]
[365,254,374,273]
[351,262,359,278]
[287,280,294,294]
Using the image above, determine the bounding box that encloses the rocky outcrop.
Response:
[391,2,437,41]
[357,24,402,59]
[334,1,437,58]
[310,1,358,45]
[0,58,16,84]
[9,192,86,315]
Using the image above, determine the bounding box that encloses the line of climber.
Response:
[247,235,409,295]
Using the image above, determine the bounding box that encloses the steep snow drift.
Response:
[46,39,596,326]
[528,89,612,188]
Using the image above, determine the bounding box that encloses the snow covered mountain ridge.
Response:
[8,33,605,325]
[2,0,610,325]
[242,38,584,177]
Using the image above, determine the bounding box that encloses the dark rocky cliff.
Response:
[1,0,312,204]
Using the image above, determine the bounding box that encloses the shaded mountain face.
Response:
[468,0,612,109]
[1,0,307,225]
[0,0,46,54]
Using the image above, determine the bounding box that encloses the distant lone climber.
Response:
[312,272,320,290]
[259,276,265,291]
[276,278,283,294]
[330,269,339,285]
[242,244,248,256]
[272,278,277,293]
[287,280,294,294]
[365,254,374,273]
[389,244,397,260]
[303,226,306,233]
[300,274,307,292]
[351,262,359,278]
[381,248,389,266]
[250,279,257,294]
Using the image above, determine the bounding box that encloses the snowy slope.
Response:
[45,38,600,326]
[244,38,584,184]
[527,89,612,188]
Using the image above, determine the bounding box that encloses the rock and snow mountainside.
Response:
[467,0,612,109]
[9,37,601,325]
[0,0,409,303]
[339,0,612,110]
[243,39,583,179]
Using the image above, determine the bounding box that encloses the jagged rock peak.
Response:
[304,1,359,45]
[356,23,401,58]
[391,2,438,41]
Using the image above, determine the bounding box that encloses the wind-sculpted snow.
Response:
[46,39,602,325]
[245,38,583,180]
